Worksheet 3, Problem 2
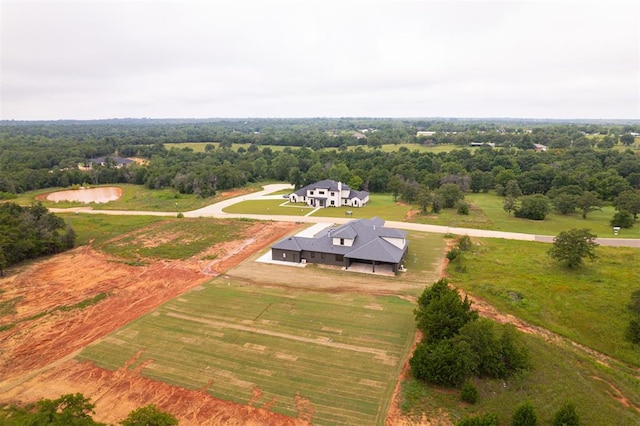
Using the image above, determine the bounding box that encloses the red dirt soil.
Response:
[0,220,303,425]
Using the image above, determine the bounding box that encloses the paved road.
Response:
[51,183,640,248]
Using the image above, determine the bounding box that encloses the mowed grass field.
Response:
[77,282,416,425]
[74,221,446,425]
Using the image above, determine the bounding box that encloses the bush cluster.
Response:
[410,279,530,388]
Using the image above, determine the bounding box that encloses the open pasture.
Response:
[447,238,640,366]
[77,281,417,425]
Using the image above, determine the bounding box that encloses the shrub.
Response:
[512,402,537,426]
[409,340,478,387]
[457,201,470,215]
[514,194,551,220]
[447,247,462,261]
[460,380,479,404]
[176,212,184,218]
[611,210,634,228]
[553,402,579,426]
[457,413,500,426]
[457,235,473,251]
[625,318,640,344]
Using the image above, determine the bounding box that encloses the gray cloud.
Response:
[1,0,638,120]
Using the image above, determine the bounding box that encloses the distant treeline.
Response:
[0,203,75,275]
[0,118,639,201]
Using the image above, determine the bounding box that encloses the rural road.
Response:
[51,183,640,248]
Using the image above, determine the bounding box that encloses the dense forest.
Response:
[0,202,75,275]
[1,117,639,209]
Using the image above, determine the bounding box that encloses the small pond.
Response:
[45,187,123,204]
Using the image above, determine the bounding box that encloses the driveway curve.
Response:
[51,183,640,248]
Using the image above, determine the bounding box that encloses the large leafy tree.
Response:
[414,278,478,344]
[614,190,640,219]
[514,194,551,220]
[548,228,598,268]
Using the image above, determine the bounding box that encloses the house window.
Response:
[310,191,314,195]
[336,255,344,262]
[282,253,286,259]
[310,252,315,258]
[331,192,335,196]
[330,200,335,206]
[340,238,344,245]
[319,190,325,195]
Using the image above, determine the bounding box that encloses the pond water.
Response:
[45,187,123,204]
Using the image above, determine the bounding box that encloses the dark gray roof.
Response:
[292,180,369,201]
[272,217,407,264]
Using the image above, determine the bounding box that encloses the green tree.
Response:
[553,402,580,426]
[512,403,537,426]
[625,318,640,344]
[552,193,577,215]
[503,195,518,216]
[414,279,478,343]
[620,134,635,146]
[548,229,598,268]
[437,183,465,209]
[30,393,101,425]
[611,210,634,228]
[514,194,551,220]
[575,191,602,219]
[409,339,477,387]
[120,405,178,426]
[614,190,640,219]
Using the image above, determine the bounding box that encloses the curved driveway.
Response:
[52,183,640,248]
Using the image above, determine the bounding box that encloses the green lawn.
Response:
[77,282,416,425]
[223,194,411,221]
[60,213,168,246]
[446,238,640,367]
[411,192,640,238]
[163,142,463,154]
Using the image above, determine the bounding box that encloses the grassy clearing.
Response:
[162,142,464,154]
[59,214,167,246]
[401,330,640,425]
[412,192,640,238]
[98,218,254,260]
[447,238,640,366]
[77,281,416,425]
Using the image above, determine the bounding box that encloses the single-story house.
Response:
[271,217,408,274]
[288,179,369,208]
[79,156,135,170]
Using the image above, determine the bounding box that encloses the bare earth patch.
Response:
[0,220,298,424]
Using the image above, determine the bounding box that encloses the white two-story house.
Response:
[288,179,369,208]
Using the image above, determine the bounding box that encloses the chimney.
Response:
[338,181,342,194]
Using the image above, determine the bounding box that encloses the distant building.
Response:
[79,156,135,170]
[288,179,369,208]
[416,131,436,137]
[533,143,548,152]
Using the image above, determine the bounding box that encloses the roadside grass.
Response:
[411,192,640,238]
[96,218,254,260]
[59,214,167,246]
[400,329,640,425]
[222,199,312,216]
[77,281,416,425]
[446,238,640,367]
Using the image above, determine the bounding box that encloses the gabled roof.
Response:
[272,217,407,264]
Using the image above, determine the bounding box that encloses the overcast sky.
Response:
[1,0,639,121]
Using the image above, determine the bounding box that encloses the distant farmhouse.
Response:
[271,217,408,274]
[289,179,369,208]
[79,156,135,170]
